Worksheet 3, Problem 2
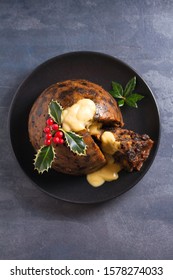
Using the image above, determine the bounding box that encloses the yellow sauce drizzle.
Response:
[61,99,96,132]
[87,155,121,187]
[61,99,122,188]
[88,122,102,136]
[87,131,122,187]
[101,131,121,154]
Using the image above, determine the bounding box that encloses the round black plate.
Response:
[8,51,160,203]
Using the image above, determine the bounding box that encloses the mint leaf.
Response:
[34,145,55,173]
[110,81,123,98]
[125,93,144,108]
[125,98,138,108]
[63,131,87,156]
[48,100,63,125]
[110,76,144,108]
[129,93,144,102]
[124,76,136,97]
[118,99,125,107]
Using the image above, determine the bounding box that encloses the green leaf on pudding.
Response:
[63,131,87,156]
[34,145,55,173]
[48,100,63,125]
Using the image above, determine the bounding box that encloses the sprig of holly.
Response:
[109,76,144,108]
[34,100,87,174]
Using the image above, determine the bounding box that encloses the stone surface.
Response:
[0,0,173,259]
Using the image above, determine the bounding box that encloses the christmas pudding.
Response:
[28,79,154,187]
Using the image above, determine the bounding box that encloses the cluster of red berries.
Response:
[43,118,64,146]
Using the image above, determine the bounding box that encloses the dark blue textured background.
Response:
[1,0,173,259]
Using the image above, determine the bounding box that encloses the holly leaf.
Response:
[63,131,87,156]
[109,81,123,98]
[34,145,55,173]
[48,100,63,125]
[124,76,136,97]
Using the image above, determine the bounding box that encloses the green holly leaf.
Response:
[110,81,123,98]
[48,100,63,125]
[34,145,56,173]
[63,131,87,156]
[124,76,136,97]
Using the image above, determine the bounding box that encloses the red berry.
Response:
[44,139,51,146]
[43,126,50,133]
[45,133,52,140]
[53,137,60,144]
[46,118,54,126]
[52,124,59,131]
[55,131,64,138]
[59,138,64,144]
